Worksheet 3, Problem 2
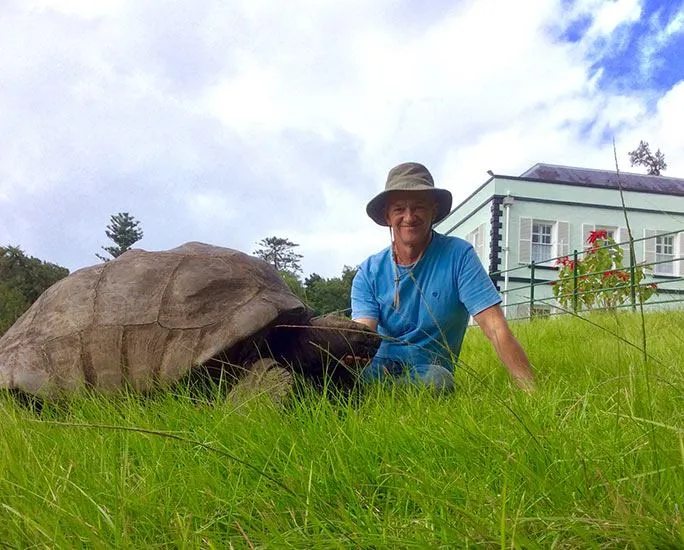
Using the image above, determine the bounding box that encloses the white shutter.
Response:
[677,231,684,276]
[582,224,595,247]
[476,223,485,263]
[644,229,658,271]
[556,221,569,258]
[617,227,631,265]
[519,217,532,264]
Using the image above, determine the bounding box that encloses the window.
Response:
[531,305,552,319]
[582,224,628,266]
[645,230,681,276]
[598,227,615,240]
[515,303,552,319]
[655,235,674,275]
[582,224,620,244]
[532,222,553,263]
[519,218,569,265]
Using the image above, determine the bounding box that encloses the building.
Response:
[434,163,684,318]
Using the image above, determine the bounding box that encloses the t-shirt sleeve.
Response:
[456,245,502,316]
[351,266,379,321]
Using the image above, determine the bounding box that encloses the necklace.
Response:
[391,234,431,309]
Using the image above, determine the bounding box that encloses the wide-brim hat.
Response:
[366,162,453,226]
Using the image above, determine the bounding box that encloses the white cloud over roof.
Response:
[1,0,682,277]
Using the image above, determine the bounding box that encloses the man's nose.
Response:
[405,207,419,219]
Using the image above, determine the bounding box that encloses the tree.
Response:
[304,273,324,290]
[628,141,667,176]
[279,270,308,302]
[305,265,357,316]
[97,212,143,261]
[0,246,69,335]
[253,236,303,275]
[0,283,27,335]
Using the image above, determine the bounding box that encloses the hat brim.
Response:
[366,187,452,227]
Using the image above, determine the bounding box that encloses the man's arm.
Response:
[473,304,535,390]
[352,318,378,332]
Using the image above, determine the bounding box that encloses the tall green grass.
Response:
[1,311,683,548]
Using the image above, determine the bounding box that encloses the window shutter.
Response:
[477,223,485,263]
[556,221,569,258]
[519,217,532,264]
[644,229,658,270]
[617,227,631,265]
[582,224,595,247]
[678,231,684,276]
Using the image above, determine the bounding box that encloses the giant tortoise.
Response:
[0,242,380,398]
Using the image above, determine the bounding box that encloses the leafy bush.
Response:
[552,230,657,311]
[0,246,69,335]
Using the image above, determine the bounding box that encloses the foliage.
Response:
[278,270,307,302]
[552,230,657,311]
[305,266,357,316]
[304,273,323,289]
[628,140,667,176]
[254,236,303,275]
[0,246,69,335]
[1,312,682,547]
[96,212,144,261]
[0,283,28,335]
[254,237,354,315]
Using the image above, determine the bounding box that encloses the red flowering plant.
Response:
[552,230,657,311]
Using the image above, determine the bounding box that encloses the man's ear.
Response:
[430,200,438,223]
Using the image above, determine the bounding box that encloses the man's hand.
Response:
[342,355,373,367]
[473,304,535,390]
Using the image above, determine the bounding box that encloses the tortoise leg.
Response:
[228,358,293,406]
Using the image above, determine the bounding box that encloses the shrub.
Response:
[552,230,657,311]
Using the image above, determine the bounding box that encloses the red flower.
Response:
[587,229,608,244]
[602,270,617,279]
[555,256,569,266]
[617,272,630,281]
[648,283,657,290]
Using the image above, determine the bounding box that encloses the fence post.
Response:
[529,261,535,318]
[572,250,579,314]
[629,262,636,312]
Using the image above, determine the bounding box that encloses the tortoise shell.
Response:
[0,242,320,396]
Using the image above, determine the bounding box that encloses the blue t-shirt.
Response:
[351,232,501,370]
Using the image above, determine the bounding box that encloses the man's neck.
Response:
[393,232,433,266]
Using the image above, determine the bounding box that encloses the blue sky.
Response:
[581,0,684,93]
[0,0,682,278]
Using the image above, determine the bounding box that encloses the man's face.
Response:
[384,191,436,246]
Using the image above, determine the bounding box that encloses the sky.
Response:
[1,0,683,278]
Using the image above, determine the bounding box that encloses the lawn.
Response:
[1,311,683,548]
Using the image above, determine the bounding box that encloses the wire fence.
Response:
[492,230,683,321]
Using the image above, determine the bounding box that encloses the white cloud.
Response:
[618,81,684,175]
[0,0,682,279]
[27,0,122,19]
[587,0,642,36]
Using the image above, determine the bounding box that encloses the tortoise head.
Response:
[268,315,381,386]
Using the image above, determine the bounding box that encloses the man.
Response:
[351,162,534,391]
